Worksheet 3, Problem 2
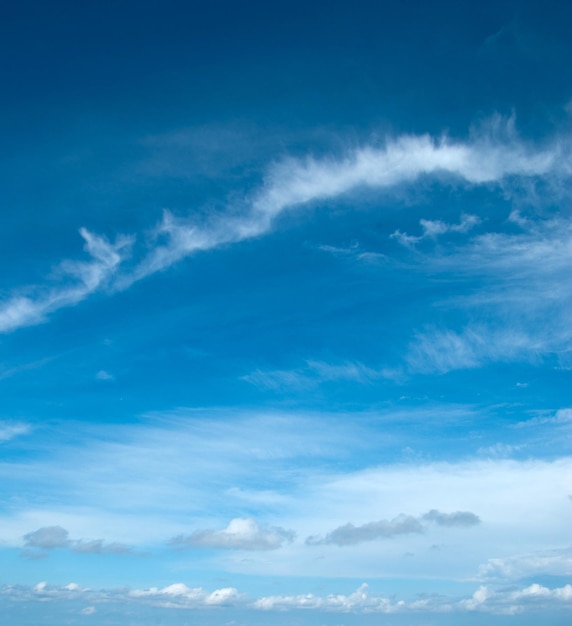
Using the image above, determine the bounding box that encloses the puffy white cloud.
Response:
[306,515,423,546]
[171,517,295,551]
[516,408,572,428]
[392,214,480,247]
[241,359,388,390]
[130,583,242,607]
[23,526,70,549]
[405,217,572,373]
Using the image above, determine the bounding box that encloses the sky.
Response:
[0,0,571,624]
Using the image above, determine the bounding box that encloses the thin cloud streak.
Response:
[0,229,132,333]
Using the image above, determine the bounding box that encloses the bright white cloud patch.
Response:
[1,580,571,616]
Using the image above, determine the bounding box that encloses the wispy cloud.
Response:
[392,214,480,248]
[405,216,572,373]
[0,229,131,333]
[2,580,571,616]
[1,120,567,333]
[241,359,390,390]
[0,421,30,442]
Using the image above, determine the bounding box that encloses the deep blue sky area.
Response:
[0,1,571,624]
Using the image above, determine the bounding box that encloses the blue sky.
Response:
[1,0,571,623]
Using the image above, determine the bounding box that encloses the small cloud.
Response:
[80,606,96,615]
[516,382,528,388]
[72,539,132,555]
[24,526,70,549]
[422,509,481,527]
[516,408,572,428]
[306,515,423,546]
[392,214,480,248]
[171,518,295,551]
[95,370,114,381]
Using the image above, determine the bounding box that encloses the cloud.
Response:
[130,583,242,607]
[131,124,559,282]
[479,546,572,580]
[2,120,568,334]
[23,526,70,549]
[241,359,388,390]
[22,526,132,555]
[404,216,572,373]
[392,214,480,248]
[95,370,114,381]
[0,421,30,442]
[170,518,295,551]
[306,509,479,546]
[477,443,522,458]
[0,229,131,333]
[516,408,572,428]
[422,509,481,527]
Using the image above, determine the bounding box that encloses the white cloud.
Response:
[1,579,571,616]
[22,525,133,555]
[0,229,131,333]
[171,517,295,551]
[307,510,479,546]
[405,217,572,373]
[130,583,242,607]
[241,359,389,390]
[1,120,567,334]
[392,214,480,247]
[516,408,572,428]
[478,546,572,580]
[23,526,70,549]
[1,411,570,581]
